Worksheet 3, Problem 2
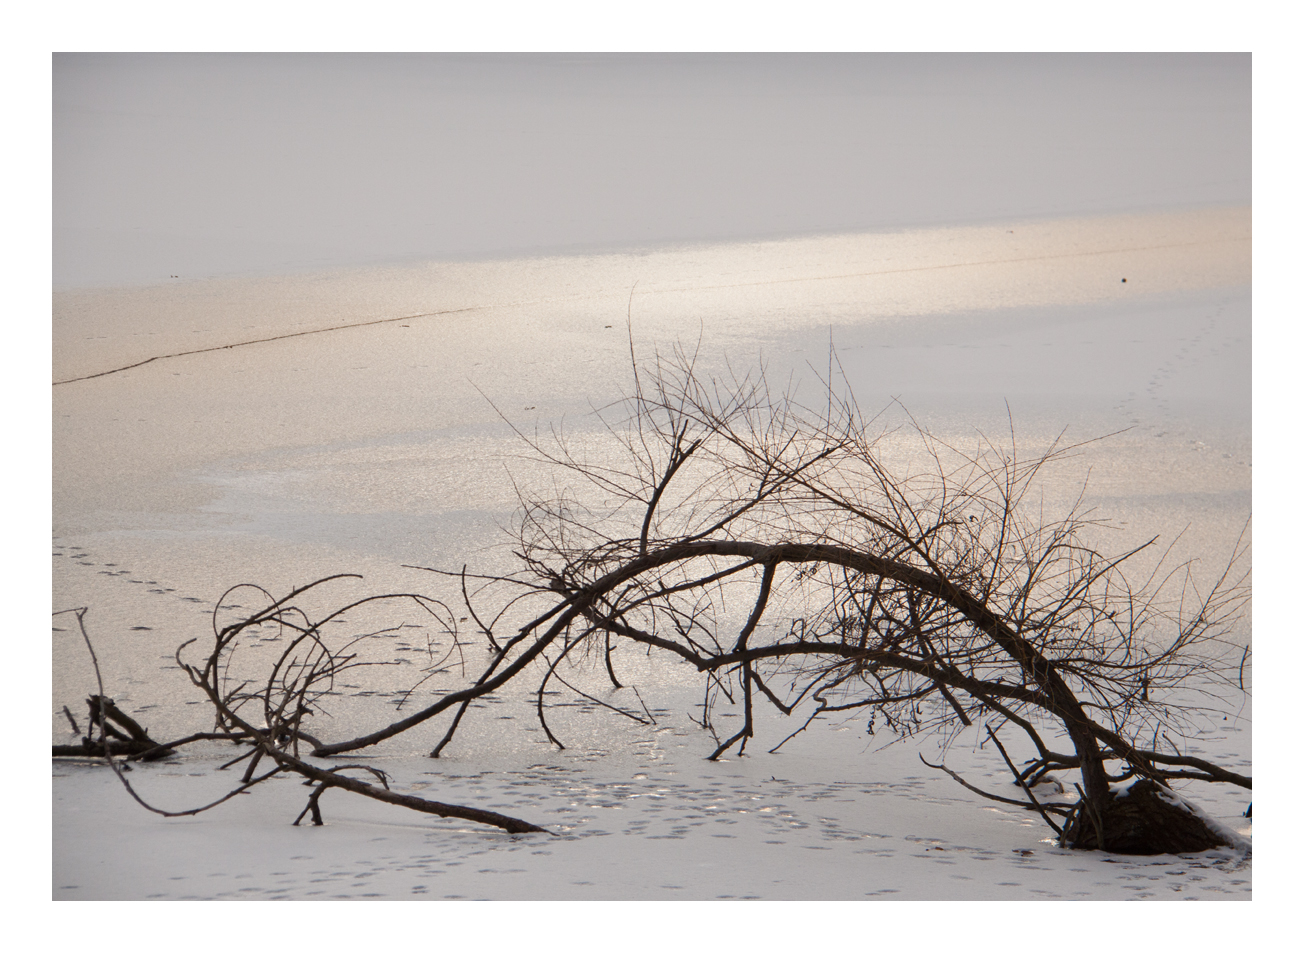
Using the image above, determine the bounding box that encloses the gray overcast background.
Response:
[53,53,1250,290]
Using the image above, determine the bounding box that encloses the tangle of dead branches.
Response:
[57,345,1250,853]
[53,595,549,835]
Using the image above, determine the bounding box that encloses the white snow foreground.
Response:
[53,699,1252,900]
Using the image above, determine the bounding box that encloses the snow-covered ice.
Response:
[53,209,1251,901]
[51,53,1252,905]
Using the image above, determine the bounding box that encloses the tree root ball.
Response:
[1064,779,1240,854]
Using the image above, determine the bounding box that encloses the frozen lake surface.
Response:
[53,207,1251,900]
[54,54,1249,290]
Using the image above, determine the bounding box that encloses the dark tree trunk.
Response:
[1062,779,1238,854]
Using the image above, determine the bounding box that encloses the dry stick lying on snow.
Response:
[53,606,551,835]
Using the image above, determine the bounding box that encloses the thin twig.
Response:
[986,727,1064,836]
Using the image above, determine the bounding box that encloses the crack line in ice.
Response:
[53,305,479,385]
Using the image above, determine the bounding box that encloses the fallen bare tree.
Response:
[56,347,1251,853]
[341,346,1252,853]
